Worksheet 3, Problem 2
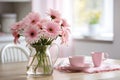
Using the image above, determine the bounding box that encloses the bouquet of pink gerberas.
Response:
[11,9,70,45]
[11,9,70,75]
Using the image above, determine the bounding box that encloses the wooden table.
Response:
[0,58,120,80]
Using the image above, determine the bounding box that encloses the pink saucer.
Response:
[68,63,91,71]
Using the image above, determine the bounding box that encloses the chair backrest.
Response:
[1,43,29,63]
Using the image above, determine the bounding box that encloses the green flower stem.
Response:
[27,45,52,74]
[27,53,37,71]
[44,56,48,73]
[43,54,50,74]
[34,52,42,72]
[33,52,51,74]
[34,56,39,72]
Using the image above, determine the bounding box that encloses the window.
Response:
[32,0,113,41]
[72,0,113,41]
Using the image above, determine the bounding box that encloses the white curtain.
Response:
[32,0,74,57]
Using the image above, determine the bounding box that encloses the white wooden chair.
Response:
[1,43,29,63]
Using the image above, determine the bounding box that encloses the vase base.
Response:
[27,70,53,77]
[27,73,52,77]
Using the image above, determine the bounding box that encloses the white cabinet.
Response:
[0,0,31,2]
[0,0,31,21]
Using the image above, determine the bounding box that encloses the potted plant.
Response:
[87,10,101,35]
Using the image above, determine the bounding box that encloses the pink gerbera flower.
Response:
[11,21,24,32]
[12,31,20,44]
[53,18,62,24]
[61,19,69,27]
[24,25,40,44]
[23,12,41,26]
[45,21,60,39]
[35,19,50,30]
[40,19,49,23]
[47,9,61,19]
[61,28,70,44]
[36,22,44,30]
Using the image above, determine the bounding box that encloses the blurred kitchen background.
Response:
[0,0,120,61]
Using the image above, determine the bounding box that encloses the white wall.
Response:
[73,0,120,59]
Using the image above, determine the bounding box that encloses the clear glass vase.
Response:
[27,44,58,77]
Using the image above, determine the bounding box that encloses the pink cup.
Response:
[69,55,85,67]
[91,52,108,67]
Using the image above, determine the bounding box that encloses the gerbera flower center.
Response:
[31,20,36,24]
[38,24,43,30]
[61,24,64,26]
[48,28,53,33]
[51,15,56,19]
[17,34,20,38]
[30,32,35,37]
[17,24,20,27]
[40,27,43,30]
